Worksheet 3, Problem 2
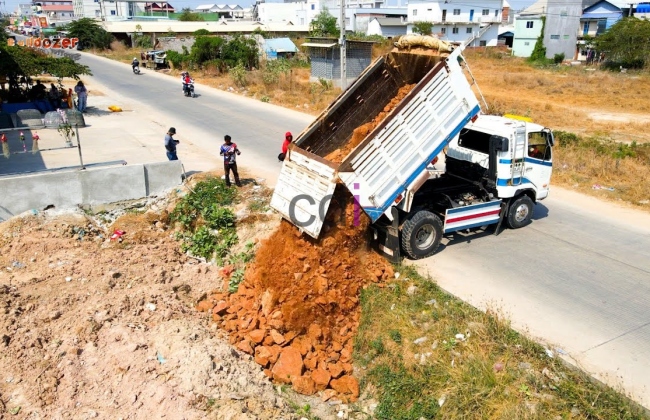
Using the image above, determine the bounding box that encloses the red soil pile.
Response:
[326,83,416,163]
[198,188,393,401]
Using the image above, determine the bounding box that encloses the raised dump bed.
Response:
[271,45,481,238]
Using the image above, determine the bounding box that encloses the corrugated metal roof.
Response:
[301,42,337,48]
[103,20,310,33]
[520,0,547,15]
[265,37,297,53]
[371,17,407,26]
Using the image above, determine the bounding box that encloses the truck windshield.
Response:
[528,132,552,160]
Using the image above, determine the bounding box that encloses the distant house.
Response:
[262,38,298,60]
[301,37,373,87]
[144,2,175,13]
[577,0,626,62]
[366,17,407,38]
[511,0,545,57]
[195,4,244,19]
[512,0,582,60]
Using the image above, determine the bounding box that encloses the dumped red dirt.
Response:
[326,84,416,163]
[200,188,393,401]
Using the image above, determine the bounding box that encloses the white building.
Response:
[406,0,504,46]
[73,0,136,19]
[255,0,320,26]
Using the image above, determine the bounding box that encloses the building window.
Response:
[597,19,606,34]
[413,9,417,16]
[110,10,115,15]
[550,34,559,39]
[440,27,446,33]
[466,27,472,33]
[526,21,533,28]
[524,41,530,46]
[311,4,314,9]
[452,27,458,34]
[453,9,460,15]
[560,10,568,16]
[563,34,569,39]
[479,40,487,46]
[495,9,498,17]
[482,9,489,16]
[583,21,588,34]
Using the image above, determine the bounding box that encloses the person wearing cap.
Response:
[164,127,180,161]
[220,135,242,187]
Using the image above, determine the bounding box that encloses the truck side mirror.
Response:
[490,135,509,152]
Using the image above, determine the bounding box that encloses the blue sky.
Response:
[2,0,536,17]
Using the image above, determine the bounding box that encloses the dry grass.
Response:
[354,266,647,419]
[464,47,650,209]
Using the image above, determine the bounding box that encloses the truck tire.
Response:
[401,210,443,260]
[506,195,534,229]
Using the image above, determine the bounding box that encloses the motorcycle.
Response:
[132,65,141,75]
[183,80,195,98]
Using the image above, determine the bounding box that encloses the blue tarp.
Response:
[264,38,298,59]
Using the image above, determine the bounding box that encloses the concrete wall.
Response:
[0,161,183,221]
[544,1,582,60]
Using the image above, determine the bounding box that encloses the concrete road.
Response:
[75,52,314,183]
[73,53,650,408]
[413,188,650,408]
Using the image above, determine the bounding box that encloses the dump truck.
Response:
[270,41,554,262]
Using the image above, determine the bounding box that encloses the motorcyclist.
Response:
[182,72,193,95]
[132,57,140,72]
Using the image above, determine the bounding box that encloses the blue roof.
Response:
[265,38,298,53]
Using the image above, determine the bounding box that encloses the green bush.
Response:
[170,177,239,262]
[553,53,565,64]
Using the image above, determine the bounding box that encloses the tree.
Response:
[221,35,258,69]
[593,17,650,69]
[0,17,9,44]
[0,45,91,89]
[179,8,204,21]
[412,22,434,36]
[190,35,224,65]
[528,16,547,63]
[64,18,113,50]
[310,8,339,37]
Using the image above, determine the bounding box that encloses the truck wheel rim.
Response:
[515,204,529,223]
[415,225,435,249]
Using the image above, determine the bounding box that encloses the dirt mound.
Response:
[0,201,295,419]
[326,84,416,163]
[201,188,393,401]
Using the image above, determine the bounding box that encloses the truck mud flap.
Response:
[372,224,401,264]
[372,208,402,264]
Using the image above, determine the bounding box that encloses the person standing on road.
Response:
[220,135,242,187]
[164,127,180,161]
[74,81,88,113]
[279,131,292,161]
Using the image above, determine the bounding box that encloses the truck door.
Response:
[524,130,553,199]
[509,127,527,185]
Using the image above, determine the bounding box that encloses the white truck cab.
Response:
[447,114,554,202]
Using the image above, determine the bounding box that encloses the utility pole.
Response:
[339,0,346,90]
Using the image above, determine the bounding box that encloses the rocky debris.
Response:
[199,188,393,402]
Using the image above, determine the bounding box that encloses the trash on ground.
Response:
[592,184,615,191]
